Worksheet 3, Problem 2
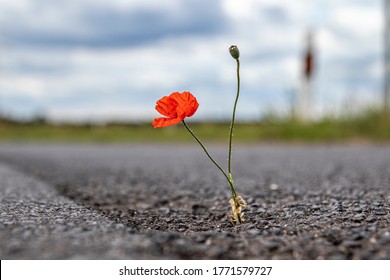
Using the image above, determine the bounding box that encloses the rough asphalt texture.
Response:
[0,144,389,259]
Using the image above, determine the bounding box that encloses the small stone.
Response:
[247,229,260,236]
[353,214,366,222]
[115,224,125,229]
[366,216,377,223]
[308,216,320,223]
[158,207,171,214]
[176,223,188,232]
[255,220,269,228]
[311,205,321,211]
[374,210,387,215]
[333,203,344,212]
[255,208,266,214]
[293,211,305,216]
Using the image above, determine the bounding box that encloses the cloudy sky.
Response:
[0,0,384,122]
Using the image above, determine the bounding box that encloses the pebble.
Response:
[255,208,267,214]
[366,216,377,223]
[311,205,321,211]
[176,223,189,232]
[293,211,305,216]
[353,214,366,223]
[158,207,171,214]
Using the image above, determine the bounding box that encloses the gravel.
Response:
[0,144,389,259]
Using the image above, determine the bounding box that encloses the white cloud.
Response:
[0,75,47,98]
[332,7,381,35]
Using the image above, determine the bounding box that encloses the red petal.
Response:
[155,96,178,117]
[170,91,199,118]
[152,117,182,128]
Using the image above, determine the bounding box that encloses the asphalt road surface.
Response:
[0,144,389,259]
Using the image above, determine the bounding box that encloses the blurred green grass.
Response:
[0,108,389,143]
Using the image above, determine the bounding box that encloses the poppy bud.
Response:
[229,45,240,59]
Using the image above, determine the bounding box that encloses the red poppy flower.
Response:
[153,91,199,128]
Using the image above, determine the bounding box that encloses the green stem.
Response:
[182,120,236,196]
[227,58,240,196]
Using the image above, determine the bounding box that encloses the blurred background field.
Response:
[1,108,389,143]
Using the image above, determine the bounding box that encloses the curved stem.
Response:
[228,58,240,176]
[182,120,237,196]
